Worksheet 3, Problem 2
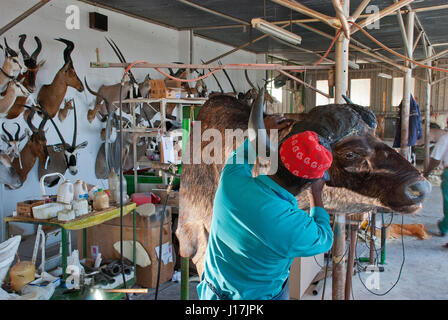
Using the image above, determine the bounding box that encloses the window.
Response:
[392,77,415,107]
[315,80,334,106]
[350,79,371,107]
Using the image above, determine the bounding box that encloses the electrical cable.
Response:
[356,215,406,296]
[314,28,342,67]
[154,184,169,300]
[349,21,448,73]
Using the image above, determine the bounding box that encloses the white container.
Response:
[108,169,119,203]
[57,209,76,222]
[73,180,88,200]
[88,186,99,202]
[32,203,67,220]
[73,199,89,217]
[57,180,74,205]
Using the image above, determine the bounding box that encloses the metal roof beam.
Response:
[177,0,249,26]
[0,0,51,36]
[351,0,414,35]
[270,0,340,29]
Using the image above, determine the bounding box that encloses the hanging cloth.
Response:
[393,94,423,148]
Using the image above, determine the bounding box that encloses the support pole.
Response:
[332,0,350,301]
[332,214,346,300]
[344,222,358,300]
[369,210,376,264]
[400,11,415,160]
[0,0,51,36]
[424,42,433,171]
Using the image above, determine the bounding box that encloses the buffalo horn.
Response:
[248,87,275,159]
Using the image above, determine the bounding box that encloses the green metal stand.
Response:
[181,257,190,300]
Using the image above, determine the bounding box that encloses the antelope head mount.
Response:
[44,100,88,175]
[58,98,74,122]
[1,122,27,163]
[12,105,49,184]
[0,39,23,91]
[18,34,45,94]
[37,38,83,119]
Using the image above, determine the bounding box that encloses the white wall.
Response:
[0,0,259,239]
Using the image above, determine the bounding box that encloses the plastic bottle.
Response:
[93,189,110,211]
[112,174,129,205]
[108,168,119,203]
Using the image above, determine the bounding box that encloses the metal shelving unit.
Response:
[112,97,207,192]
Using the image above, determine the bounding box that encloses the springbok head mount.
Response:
[55,38,84,92]
[46,100,88,175]
[1,38,23,75]
[25,105,50,164]
[18,34,45,93]
[1,122,28,162]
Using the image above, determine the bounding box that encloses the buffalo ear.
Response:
[349,104,377,129]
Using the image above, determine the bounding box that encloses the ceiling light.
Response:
[251,18,302,46]
[378,72,392,79]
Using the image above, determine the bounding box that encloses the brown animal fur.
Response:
[58,99,74,122]
[176,95,429,276]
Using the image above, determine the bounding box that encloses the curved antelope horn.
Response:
[24,106,39,133]
[18,34,30,61]
[201,59,224,93]
[55,38,74,65]
[2,123,13,141]
[4,38,18,57]
[244,69,256,91]
[31,36,42,61]
[218,60,237,94]
[248,87,274,159]
[14,123,21,141]
[72,100,77,147]
[44,108,67,147]
[105,37,138,85]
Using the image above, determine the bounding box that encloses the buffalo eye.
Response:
[345,152,358,160]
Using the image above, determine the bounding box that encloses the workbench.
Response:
[4,203,137,291]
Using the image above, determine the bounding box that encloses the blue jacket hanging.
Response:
[393,94,423,148]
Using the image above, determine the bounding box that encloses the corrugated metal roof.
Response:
[84,0,448,64]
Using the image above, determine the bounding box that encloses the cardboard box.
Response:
[149,79,167,98]
[150,79,182,99]
[17,200,45,217]
[79,208,174,288]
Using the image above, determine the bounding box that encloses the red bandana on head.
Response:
[279,131,333,179]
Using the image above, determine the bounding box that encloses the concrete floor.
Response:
[136,185,448,300]
[7,185,448,300]
[303,185,448,300]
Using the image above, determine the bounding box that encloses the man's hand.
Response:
[308,179,325,208]
[264,115,293,132]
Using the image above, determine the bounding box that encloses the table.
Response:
[4,203,137,284]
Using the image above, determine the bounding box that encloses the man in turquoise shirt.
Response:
[197,131,334,300]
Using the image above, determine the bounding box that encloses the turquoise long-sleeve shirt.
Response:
[197,139,333,300]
